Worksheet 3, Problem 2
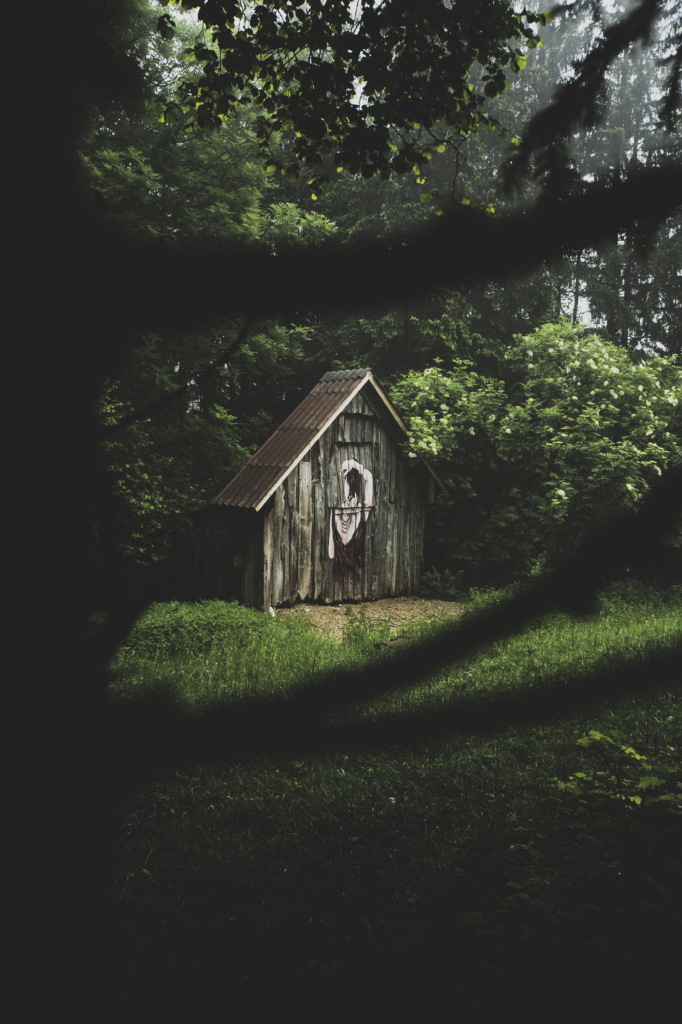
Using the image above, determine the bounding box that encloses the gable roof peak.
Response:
[319,368,371,382]
[207,366,448,510]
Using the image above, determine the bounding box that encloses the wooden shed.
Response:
[179,368,447,607]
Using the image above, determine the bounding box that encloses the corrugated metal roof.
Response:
[208,368,447,511]
[319,368,371,382]
[211,371,370,510]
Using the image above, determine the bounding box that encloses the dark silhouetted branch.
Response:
[505,0,670,192]
[89,462,681,804]
[95,166,681,335]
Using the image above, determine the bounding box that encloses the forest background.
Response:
[82,0,681,604]
[44,5,682,1022]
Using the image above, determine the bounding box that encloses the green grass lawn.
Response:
[98,582,681,1023]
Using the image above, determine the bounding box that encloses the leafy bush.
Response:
[390,321,682,579]
[554,729,682,822]
[420,566,467,600]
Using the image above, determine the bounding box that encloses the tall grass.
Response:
[99,582,681,1022]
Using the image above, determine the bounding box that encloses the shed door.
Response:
[328,441,374,601]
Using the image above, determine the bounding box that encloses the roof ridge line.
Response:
[318,367,371,383]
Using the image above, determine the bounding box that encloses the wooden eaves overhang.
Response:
[207,369,448,512]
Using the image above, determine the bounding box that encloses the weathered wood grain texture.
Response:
[298,457,312,600]
[312,436,326,601]
[286,470,295,605]
[187,379,431,608]
[371,412,386,601]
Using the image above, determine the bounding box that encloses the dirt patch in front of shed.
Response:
[274,596,463,644]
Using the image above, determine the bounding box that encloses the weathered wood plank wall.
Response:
[262,387,428,606]
[152,384,431,608]
[150,505,263,606]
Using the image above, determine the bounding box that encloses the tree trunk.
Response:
[572,250,582,324]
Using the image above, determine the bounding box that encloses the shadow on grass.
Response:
[100,798,680,1024]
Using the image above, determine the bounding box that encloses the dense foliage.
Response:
[389,321,681,581]
[79,4,337,580]
[155,0,550,191]
[80,1,681,593]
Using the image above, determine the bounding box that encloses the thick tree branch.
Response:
[98,646,681,795]
[505,0,670,191]
[91,166,681,334]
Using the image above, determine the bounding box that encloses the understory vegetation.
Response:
[99,581,681,1022]
[83,2,681,591]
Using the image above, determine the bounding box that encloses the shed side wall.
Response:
[148,506,263,605]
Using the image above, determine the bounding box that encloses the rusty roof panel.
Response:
[216,463,282,508]
[211,371,370,509]
[319,368,370,382]
[207,369,445,511]
[250,431,306,468]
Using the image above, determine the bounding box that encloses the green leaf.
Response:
[636,776,667,790]
[156,13,176,41]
